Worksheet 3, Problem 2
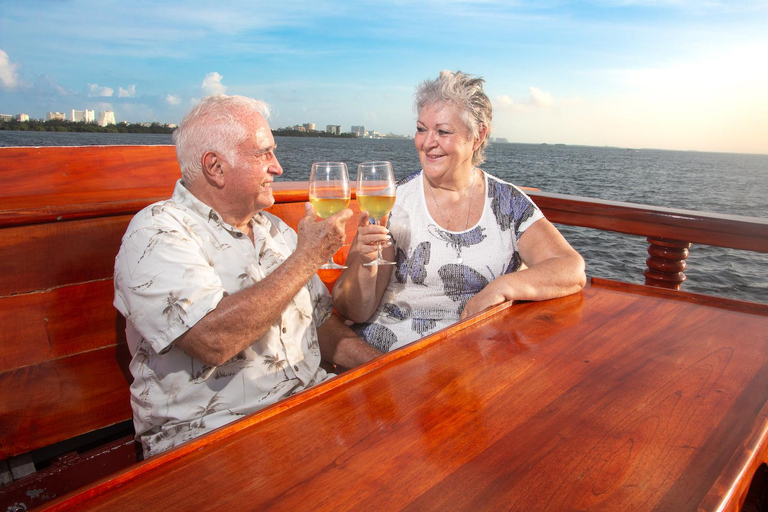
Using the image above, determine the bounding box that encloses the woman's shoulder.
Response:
[484,172,537,198]
[397,170,422,188]
[484,171,519,189]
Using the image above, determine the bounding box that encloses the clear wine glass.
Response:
[356,161,397,266]
[309,162,351,269]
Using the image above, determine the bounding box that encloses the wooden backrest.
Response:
[0,145,356,460]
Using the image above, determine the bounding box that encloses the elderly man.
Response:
[114,94,381,457]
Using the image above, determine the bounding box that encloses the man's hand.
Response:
[297,203,353,267]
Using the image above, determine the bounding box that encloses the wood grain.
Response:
[0,344,132,459]
[38,280,768,511]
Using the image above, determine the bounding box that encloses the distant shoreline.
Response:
[0,122,367,138]
[0,119,175,134]
[271,129,357,138]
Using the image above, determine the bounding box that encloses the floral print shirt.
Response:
[114,180,333,457]
[351,170,543,353]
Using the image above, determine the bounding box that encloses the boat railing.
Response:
[527,190,768,291]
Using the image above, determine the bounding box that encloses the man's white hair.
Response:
[172,95,271,183]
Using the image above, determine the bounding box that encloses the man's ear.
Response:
[201,151,226,186]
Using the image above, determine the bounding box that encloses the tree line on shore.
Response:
[0,119,359,138]
[0,118,175,134]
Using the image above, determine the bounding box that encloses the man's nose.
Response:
[269,155,283,175]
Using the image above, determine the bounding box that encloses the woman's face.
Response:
[415,101,477,181]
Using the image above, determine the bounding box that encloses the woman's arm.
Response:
[460,218,586,319]
[332,211,396,322]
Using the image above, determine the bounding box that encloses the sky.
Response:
[1,0,767,154]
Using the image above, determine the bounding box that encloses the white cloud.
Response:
[118,84,136,97]
[201,72,226,95]
[0,49,22,90]
[166,93,182,106]
[87,83,114,97]
[495,94,524,112]
[495,86,556,112]
[529,87,555,108]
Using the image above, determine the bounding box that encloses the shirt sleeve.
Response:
[514,188,544,240]
[114,213,226,354]
[308,274,333,327]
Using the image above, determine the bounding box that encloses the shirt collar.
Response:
[172,179,265,238]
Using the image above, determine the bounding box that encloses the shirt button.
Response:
[282,327,287,333]
[294,365,299,371]
[236,232,243,238]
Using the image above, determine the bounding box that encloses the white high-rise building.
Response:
[16,113,30,122]
[351,125,366,137]
[47,112,66,121]
[326,125,341,135]
[98,111,116,126]
[70,109,95,123]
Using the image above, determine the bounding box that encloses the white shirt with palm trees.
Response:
[114,180,333,457]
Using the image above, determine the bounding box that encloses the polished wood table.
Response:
[42,279,768,511]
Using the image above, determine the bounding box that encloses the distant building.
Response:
[326,125,341,135]
[16,113,30,122]
[47,112,66,121]
[303,123,315,132]
[351,125,366,137]
[0,114,12,122]
[70,109,95,123]
[292,125,307,132]
[97,111,116,127]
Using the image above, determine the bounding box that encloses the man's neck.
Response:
[186,181,257,243]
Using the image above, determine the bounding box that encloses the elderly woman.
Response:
[333,70,586,353]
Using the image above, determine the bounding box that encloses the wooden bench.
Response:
[0,145,358,511]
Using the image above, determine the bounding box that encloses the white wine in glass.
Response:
[356,161,396,266]
[309,162,351,270]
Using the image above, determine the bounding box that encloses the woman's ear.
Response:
[475,123,489,150]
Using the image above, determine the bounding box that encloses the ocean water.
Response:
[2,130,766,303]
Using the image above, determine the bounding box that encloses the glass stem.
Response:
[373,218,383,260]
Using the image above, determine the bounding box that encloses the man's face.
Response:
[225,114,283,214]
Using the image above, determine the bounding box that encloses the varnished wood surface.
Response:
[40,279,768,511]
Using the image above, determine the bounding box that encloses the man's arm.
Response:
[175,205,353,366]
[317,314,383,370]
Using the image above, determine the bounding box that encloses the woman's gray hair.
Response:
[172,95,271,183]
[414,70,493,165]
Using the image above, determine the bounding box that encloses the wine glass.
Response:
[356,161,397,266]
[309,162,351,269]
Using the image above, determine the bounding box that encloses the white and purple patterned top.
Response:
[114,180,333,457]
[351,170,544,353]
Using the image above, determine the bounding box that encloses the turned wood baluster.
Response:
[643,237,692,290]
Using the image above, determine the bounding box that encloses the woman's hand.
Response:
[460,281,507,320]
[352,210,391,265]
[332,210,396,323]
